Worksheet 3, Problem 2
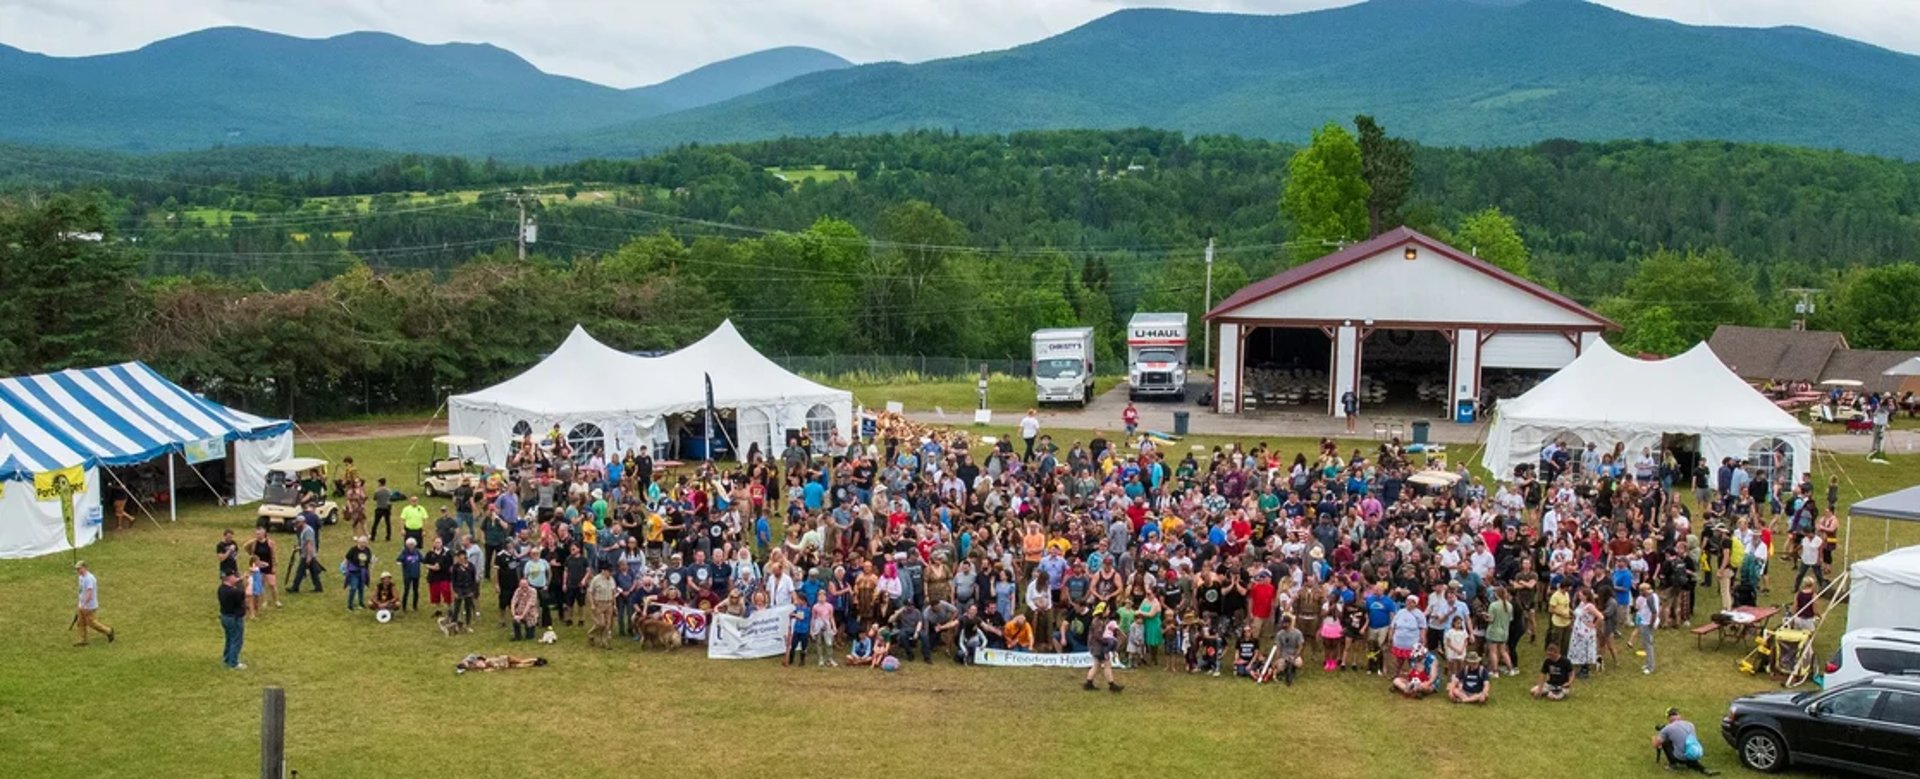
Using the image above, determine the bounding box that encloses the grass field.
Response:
[767,165,855,185]
[1,429,1915,778]
[830,373,1127,414]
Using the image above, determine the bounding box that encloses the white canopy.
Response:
[1848,545,1920,633]
[448,320,852,466]
[1483,340,1813,482]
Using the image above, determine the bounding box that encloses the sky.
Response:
[2,0,1916,87]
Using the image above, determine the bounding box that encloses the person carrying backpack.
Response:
[1653,707,1718,774]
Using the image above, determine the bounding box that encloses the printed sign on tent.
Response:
[183,437,226,465]
[34,465,85,502]
[707,604,792,660]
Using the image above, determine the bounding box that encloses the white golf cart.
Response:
[255,457,341,531]
[422,435,489,497]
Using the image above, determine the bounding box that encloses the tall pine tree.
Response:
[1355,115,1413,238]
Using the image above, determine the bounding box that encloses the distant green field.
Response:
[767,165,854,184]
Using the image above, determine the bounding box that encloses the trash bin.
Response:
[1173,411,1190,436]
[1455,400,1476,424]
[1411,420,1430,445]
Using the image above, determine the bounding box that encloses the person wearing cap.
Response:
[217,569,246,669]
[1653,707,1718,774]
[1447,651,1490,704]
[1388,593,1423,678]
[369,572,400,613]
[72,561,115,647]
[343,536,373,611]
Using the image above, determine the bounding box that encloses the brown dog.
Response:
[635,614,679,650]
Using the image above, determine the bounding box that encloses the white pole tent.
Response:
[1482,339,1814,482]
[1845,484,1920,571]
[1847,545,1920,633]
[0,361,292,559]
[448,320,853,467]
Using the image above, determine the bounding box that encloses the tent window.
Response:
[511,420,533,437]
[566,423,604,463]
[738,408,773,462]
[1747,438,1791,487]
[805,404,836,454]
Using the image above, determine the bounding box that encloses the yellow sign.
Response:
[34,465,85,502]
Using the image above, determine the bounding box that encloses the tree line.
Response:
[5,125,1920,415]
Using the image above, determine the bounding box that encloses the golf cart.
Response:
[256,457,340,531]
[422,435,489,497]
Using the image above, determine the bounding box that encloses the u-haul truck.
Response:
[1126,312,1189,400]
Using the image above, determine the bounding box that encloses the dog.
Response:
[635,614,680,650]
[433,611,470,637]
[538,628,558,645]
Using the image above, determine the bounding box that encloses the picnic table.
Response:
[1692,606,1779,649]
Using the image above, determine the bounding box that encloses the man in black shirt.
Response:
[1530,643,1576,700]
[493,546,522,627]
[215,529,239,578]
[218,571,247,669]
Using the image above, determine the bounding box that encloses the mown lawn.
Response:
[834,374,1127,414]
[0,431,1914,778]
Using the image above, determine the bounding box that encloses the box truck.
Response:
[1031,327,1096,406]
[1126,312,1189,400]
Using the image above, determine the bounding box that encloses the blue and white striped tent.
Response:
[0,361,289,480]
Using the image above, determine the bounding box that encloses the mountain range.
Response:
[5,0,1920,160]
[0,27,850,153]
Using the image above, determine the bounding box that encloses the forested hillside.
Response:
[6,128,1919,417]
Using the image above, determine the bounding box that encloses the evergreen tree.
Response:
[1355,115,1413,237]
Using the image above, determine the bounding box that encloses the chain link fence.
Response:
[772,354,1032,380]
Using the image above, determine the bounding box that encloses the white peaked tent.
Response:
[1483,340,1813,482]
[1848,545,1920,632]
[448,321,852,466]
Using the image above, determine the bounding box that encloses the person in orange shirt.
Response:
[1021,521,1046,584]
[1004,614,1035,650]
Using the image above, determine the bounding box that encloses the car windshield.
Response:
[1036,358,1082,379]
[1139,348,1179,364]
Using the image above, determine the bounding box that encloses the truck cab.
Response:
[1127,312,1189,400]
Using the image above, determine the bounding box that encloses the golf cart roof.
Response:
[433,435,488,447]
[265,457,329,473]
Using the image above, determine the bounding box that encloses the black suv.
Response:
[1721,674,1920,776]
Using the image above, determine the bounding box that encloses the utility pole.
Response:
[506,192,537,261]
[1202,237,1215,371]
[1785,287,1820,331]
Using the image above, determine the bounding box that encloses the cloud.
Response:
[0,0,1909,87]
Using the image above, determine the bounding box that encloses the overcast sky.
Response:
[3,0,1915,87]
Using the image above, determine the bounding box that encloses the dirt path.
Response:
[296,418,439,442]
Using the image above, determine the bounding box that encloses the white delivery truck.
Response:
[1126,312,1189,400]
[1031,327,1096,406]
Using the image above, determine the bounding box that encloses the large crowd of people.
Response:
[215,412,1839,715]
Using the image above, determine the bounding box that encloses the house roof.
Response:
[1205,226,1615,328]
[1707,325,1847,381]
[1820,348,1920,395]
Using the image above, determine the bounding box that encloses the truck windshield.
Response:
[1036,358,1082,379]
[1138,348,1179,364]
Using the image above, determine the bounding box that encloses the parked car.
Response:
[1825,628,1920,689]
[1721,673,1920,776]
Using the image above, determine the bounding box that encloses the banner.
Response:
[34,465,85,502]
[653,603,709,642]
[182,437,226,465]
[708,604,792,660]
[975,648,1123,669]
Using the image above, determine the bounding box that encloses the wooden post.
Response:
[262,686,285,779]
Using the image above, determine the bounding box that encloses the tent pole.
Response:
[103,465,165,529]
[168,454,178,523]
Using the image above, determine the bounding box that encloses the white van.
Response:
[1823,627,1920,688]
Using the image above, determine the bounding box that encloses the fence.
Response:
[773,354,1033,380]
